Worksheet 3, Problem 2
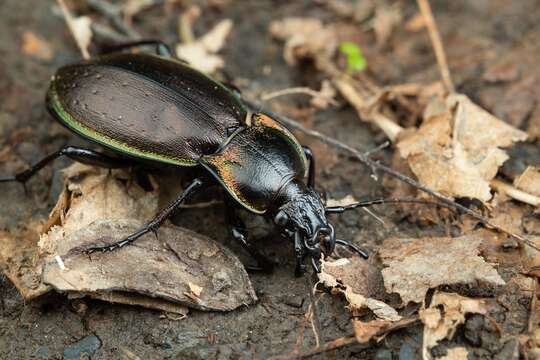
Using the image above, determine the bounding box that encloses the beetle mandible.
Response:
[1,41,375,275]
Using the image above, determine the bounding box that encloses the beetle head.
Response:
[273,181,336,270]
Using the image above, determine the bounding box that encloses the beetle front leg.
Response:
[302,146,315,189]
[226,201,274,273]
[86,178,204,253]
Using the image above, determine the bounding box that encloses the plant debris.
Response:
[379,235,505,305]
[1,164,256,312]
[397,94,528,202]
[419,292,487,358]
[318,257,401,321]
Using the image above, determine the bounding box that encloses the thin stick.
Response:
[306,274,324,349]
[416,0,454,93]
[243,99,539,252]
[491,180,540,207]
[269,336,358,360]
[262,87,338,106]
[56,0,91,59]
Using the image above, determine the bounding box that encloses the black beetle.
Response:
[1,41,372,275]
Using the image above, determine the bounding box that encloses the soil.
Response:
[0,0,539,359]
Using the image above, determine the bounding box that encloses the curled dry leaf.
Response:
[176,19,233,74]
[269,17,338,67]
[379,235,505,305]
[420,292,487,358]
[397,93,528,202]
[41,220,256,312]
[318,257,401,321]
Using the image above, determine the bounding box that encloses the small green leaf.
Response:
[339,42,367,73]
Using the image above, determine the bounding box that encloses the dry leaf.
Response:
[353,317,418,343]
[318,257,401,321]
[397,93,527,202]
[372,4,402,47]
[269,17,338,67]
[21,31,53,61]
[41,220,256,311]
[420,292,487,358]
[188,282,203,297]
[379,235,505,305]
[326,194,358,208]
[514,166,540,197]
[310,80,337,109]
[176,19,233,74]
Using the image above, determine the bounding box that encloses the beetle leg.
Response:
[226,201,274,273]
[302,146,315,188]
[86,178,204,253]
[0,146,132,185]
[98,40,173,57]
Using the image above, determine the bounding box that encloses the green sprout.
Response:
[339,42,367,73]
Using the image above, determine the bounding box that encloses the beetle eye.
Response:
[274,211,289,226]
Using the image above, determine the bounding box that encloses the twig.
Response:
[262,87,338,106]
[306,274,324,349]
[243,99,540,252]
[178,5,201,43]
[416,0,454,93]
[270,336,358,360]
[491,180,540,207]
[56,0,91,59]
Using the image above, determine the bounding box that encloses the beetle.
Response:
[0,41,378,275]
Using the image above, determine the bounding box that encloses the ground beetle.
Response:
[0,41,373,275]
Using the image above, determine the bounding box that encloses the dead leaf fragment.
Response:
[269,17,338,67]
[372,4,402,47]
[397,93,528,201]
[379,235,505,305]
[438,347,469,360]
[21,32,53,61]
[41,220,256,311]
[176,19,233,73]
[420,292,486,358]
[353,317,418,343]
[326,194,358,208]
[515,166,540,197]
[318,257,401,321]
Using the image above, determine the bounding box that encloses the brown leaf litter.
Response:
[419,292,488,359]
[397,94,528,202]
[379,235,505,305]
[317,257,401,321]
[0,163,256,313]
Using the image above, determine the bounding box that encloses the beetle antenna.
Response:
[325,197,457,214]
[335,239,369,259]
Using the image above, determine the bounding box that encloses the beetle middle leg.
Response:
[86,178,204,253]
[0,146,133,185]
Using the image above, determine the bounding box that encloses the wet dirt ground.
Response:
[1,0,540,359]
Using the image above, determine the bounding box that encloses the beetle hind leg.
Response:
[0,146,133,185]
[86,178,204,253]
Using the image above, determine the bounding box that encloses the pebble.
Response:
[63,335,101,359]
[374,348,392,360]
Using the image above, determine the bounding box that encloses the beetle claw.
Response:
[335,239,369,259]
